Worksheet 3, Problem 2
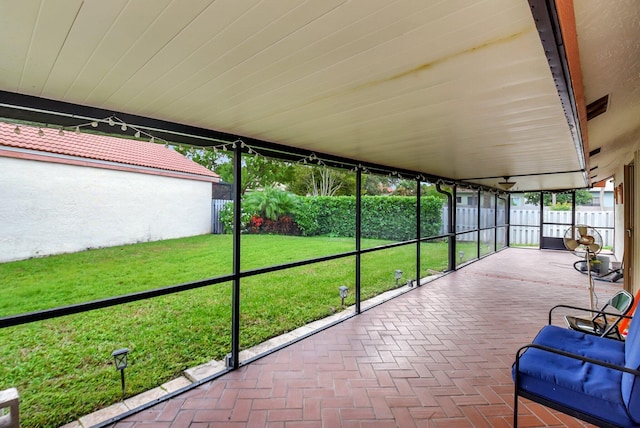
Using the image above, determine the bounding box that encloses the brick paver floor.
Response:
[111,248,622,427]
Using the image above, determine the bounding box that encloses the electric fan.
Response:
[563,225,603,310]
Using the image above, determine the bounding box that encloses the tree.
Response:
[361,174,392,195]
[173,145,295,194]
[575,190,594,205]
[392,179,417,196]
[287,165,356,196]
[524,190,592,206]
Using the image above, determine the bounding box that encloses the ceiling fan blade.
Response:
[578,226,588,236]
[588,243,601,253]
[565,239,580,251]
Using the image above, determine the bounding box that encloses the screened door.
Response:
[540,191,576,250]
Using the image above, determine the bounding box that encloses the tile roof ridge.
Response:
[0,121,219,179]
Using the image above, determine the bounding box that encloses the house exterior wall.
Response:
[0,157,212,262]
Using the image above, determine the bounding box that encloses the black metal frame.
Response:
[549,303,633,340]
[539,190,576,250]
[0,88,512,425]
[513,342,640,428]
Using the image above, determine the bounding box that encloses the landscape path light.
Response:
[394,270,403,285]
[112,348,130,397]
[339,285,349,307]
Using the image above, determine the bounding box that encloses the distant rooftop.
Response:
[0,121,219,180]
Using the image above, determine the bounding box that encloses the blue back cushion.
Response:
[623,313,640,422]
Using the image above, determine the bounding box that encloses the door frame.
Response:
[540,190,576,250]
[624,163,634,293]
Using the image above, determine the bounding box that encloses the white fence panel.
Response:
[509,209,614,247]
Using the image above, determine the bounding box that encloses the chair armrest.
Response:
[549,304,598,324]
[515,342,640,377]
[548,304,634,325]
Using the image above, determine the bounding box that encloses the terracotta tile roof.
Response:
[0,121,219,179]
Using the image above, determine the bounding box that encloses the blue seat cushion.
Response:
[623,310,640,422]
[513,325,637,427]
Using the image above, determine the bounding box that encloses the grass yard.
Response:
[0,235,451,427]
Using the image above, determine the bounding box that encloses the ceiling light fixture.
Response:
[498,176,516,190]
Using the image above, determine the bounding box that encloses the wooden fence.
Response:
[211,199,231,234]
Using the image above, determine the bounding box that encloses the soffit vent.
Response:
[586,94,609,121]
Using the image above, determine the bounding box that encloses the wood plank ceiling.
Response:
[1,0,634,192]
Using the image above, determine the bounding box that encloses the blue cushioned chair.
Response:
[513,308,640,427]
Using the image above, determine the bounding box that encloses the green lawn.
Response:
[0,235,450,427]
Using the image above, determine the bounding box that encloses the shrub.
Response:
[220,202,252,234]
[243,187,300,220]
[245,215,301,235]
[221,194,444,241]
[296,196,444,240]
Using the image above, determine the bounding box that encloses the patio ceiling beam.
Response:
[528,0,588,185]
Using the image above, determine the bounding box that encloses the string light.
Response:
[4,116,463,192]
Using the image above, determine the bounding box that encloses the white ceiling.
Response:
[0,0,638,191]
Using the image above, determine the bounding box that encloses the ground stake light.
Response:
[339,285,349,307]
[112,348,130,397]
[394,269,403,285]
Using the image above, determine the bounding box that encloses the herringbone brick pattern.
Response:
[113,249,620,427]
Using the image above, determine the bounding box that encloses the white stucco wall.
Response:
[0,157,212,262]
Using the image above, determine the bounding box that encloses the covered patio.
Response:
[93,248,618,427]
[2,1,639,427]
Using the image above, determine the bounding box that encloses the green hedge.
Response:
[222,194,446,241]
[295,196,444,241]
